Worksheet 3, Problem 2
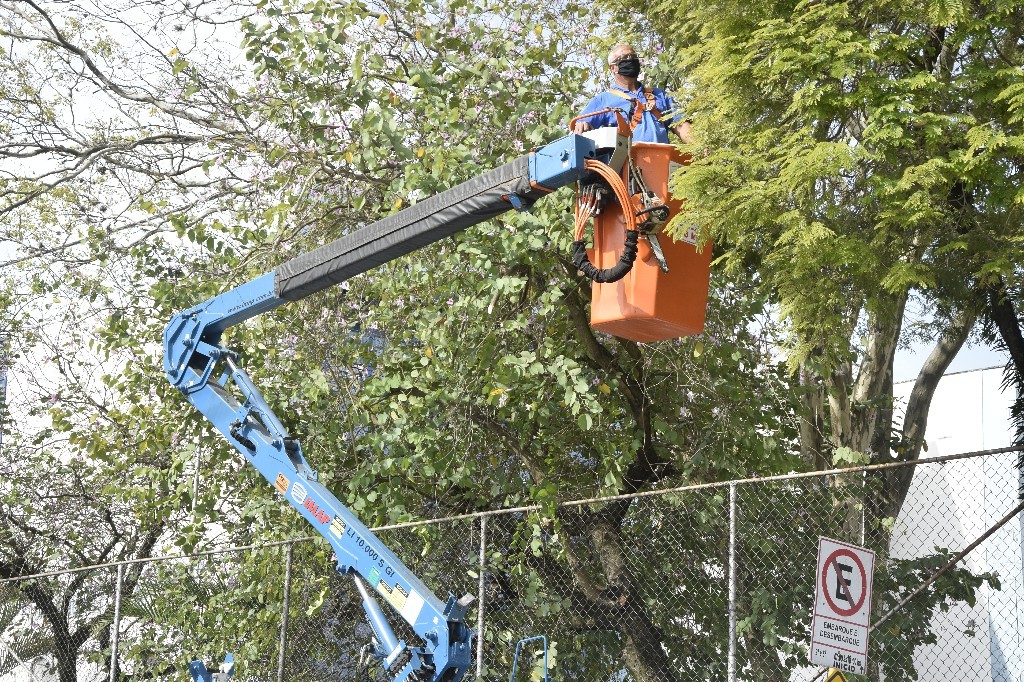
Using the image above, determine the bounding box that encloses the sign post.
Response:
[810,537,875,675]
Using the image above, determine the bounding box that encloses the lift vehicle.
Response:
[168,111,710,682]
[189,654,234,682]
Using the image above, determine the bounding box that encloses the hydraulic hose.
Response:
[572,232,639,283]
[572,159,639,284]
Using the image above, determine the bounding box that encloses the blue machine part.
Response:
[165,327,474,682]
[164,132,611,682]
[188,653,234,682]
[529,133,601,190]
[187,660,210,682]
[355,575,407,668]
[163,273,280,394]
[509,636,549,682]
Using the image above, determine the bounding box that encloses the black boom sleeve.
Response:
[273,156,546,301]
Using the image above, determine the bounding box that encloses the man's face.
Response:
[609,47,638,74]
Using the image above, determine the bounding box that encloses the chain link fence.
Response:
[2,448,1022,682]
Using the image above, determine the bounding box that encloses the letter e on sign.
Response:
[815,539,873,624]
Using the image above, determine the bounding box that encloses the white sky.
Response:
[894,335,1008,384]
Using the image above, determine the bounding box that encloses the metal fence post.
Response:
[109,563,124,682]
[728,483,737,682]
[277,543,294,682]
[476,515,487,679]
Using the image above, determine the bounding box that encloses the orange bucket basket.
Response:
[588,142,712,342]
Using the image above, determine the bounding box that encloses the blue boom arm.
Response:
[163,131,623,682]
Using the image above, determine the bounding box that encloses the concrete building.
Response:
[891,366,1021,681]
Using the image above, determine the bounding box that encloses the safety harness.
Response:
[606,87,662,131]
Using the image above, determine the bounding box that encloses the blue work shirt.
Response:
[578,83,681,144]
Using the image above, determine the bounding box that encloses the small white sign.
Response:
[680,223,699,246]
[290,481,308,506]
[810,537,875,675]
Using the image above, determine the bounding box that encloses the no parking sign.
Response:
[810,537,875,674]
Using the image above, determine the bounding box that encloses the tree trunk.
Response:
[55,634,79,682]
[587,516,678,681]
[984,277,1024,452]
[864,309,975,551]
[798,366,828,471]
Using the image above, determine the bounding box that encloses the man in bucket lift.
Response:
[573,43,694,144]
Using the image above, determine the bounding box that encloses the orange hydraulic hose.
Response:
[571,158,642,284]
[574,159,637,243]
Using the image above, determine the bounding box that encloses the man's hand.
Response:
[675,121,694,144]
[573,120,593,134]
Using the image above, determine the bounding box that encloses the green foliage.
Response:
[870,552,999,682]
[190,1,804,679]
[641,0,1024,369]
[588,0,1023,678]
[6,0,1012,679]
[226,0,803,512]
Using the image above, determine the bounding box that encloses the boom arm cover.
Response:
[274,156,541,301]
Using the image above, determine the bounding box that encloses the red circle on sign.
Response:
[821,548,867,617]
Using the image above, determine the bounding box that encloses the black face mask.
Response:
[614,57,641,78]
